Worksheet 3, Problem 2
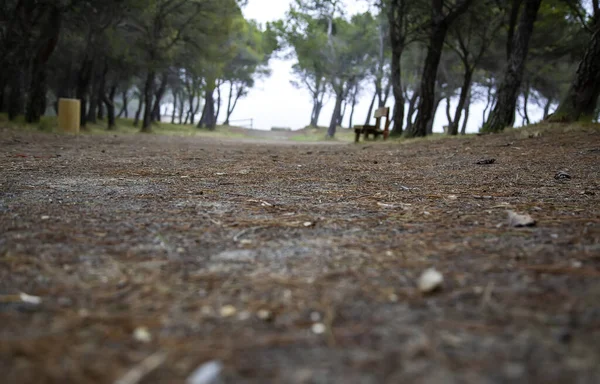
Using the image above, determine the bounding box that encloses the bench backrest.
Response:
[374,107,389,119]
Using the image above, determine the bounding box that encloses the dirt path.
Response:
[1,126,599,383]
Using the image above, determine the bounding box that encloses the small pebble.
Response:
[310,312,321,322]
[219,305,237,318]
[418,268,444,293]
[133,327,152,343]
[257,309,272,320]
[186,360,223,384]
[311,323,326,334]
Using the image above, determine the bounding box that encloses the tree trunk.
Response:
[327,92,343,138]
[198,88,216,130]
[214,81,222,123]
[483,0,542,132]
[405,90,419,131]
[408,23,449,138]
[178,92,185,124]
[461,88,471,134]
[171,91,178,124]
[550,28,600,122]
[151,71,168,123]
[0,78,6,113]
[87,71,100,124]
[224,82,234,125]
[348,89,358,129]
[141,70,155,132]
[25,5,61,123]
[338,100,347,127]
[118,90,128,118]
[522,85,530,125]
[445,96,454,130]
[543,97,552,119]
[103,85,117,130]
[388,0,407,136]
[449,69,473,135]
[133,95,144,127]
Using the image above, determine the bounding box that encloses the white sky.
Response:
[233,0,543,132]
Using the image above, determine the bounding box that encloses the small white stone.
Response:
[133,327,152,343]
[219,305,237,318]
[303,222,313,227]
[311,323,326,334]
[571,260,583,268]
[418,268,444,293]
[186,360,223,384]
[388,293,399,302]
[257,309,271,320]
[41,215,50,220]
[19,292,42,305]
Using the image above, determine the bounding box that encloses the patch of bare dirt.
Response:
[1,126,599,383]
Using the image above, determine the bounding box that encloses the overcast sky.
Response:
[233,0,542,132]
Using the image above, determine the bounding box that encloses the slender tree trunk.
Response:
[484,0,542,132]
[327,91,343,138]
[171,91,178,124]
[522,85,531,125]
[461,88,471,134]
[187,92,195,125]
[141,70,155,132]
[151,71,168,123]
[118,90,128,118]
[449,69,473,135]
[550,28,600,122]
[482,81,494,122]
[445,96,454,131]
[388,0,407,136]
[348,90,358,129]
[543,97,552,119]
[409,23,449,137]
[214,82,222,123]
[406,90,419,131]
[338,100,347,127]
[133,94,144,127]
[25,6,61,123]
[224,82,234,125]
[178,92,185,124]
[103,85,117,130]
[87,72,100,124]
[365,92,377,125]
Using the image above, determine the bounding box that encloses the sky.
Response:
[231,0,544,133]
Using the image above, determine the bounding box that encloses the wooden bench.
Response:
[354,107,391,143]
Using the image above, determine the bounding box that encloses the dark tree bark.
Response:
[198,88,216,130]
[408,0,473,138]
[24,5,61,123]
[133,95,144,127]
[427,96,443,135]
[461,88,471,134]
[543,97,552,119]
[151,71,168,123]
[178,92,185,124]
[521,84,531,125]
[388,0,408,136]
[214,81,222,123]
[117,90,128,118]
[348,84,359,129]
[141,70,156,132]
[405,90,419,132]
[76,57,94,127]
[0,80,5,113]
[483,0,542,132]
[550,29,600,122]
[448,69,473,135]
[171,91,178,124]
[103,84,117,130]
[327,91,343,138]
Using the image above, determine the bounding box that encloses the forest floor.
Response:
[1,123,599,383]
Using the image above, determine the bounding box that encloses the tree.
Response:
[483,0,543,132]
[406,0,474,138]
[550,1,600,122]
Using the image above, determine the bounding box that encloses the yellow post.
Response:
[58,98,81,133]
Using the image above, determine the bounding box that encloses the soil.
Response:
[1,125,599,384]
